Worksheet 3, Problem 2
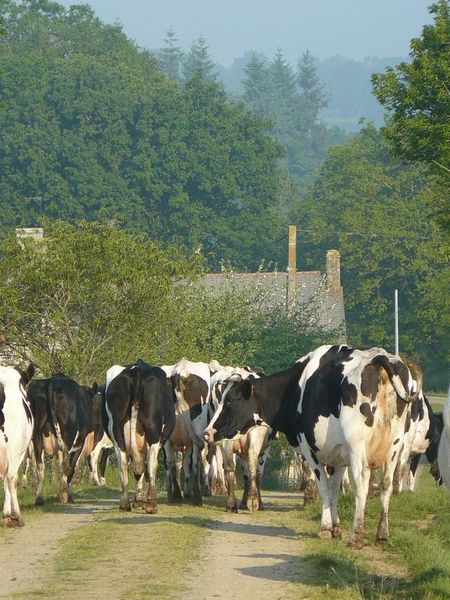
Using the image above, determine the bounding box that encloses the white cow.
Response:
[0,363,35,526]
[438,388,450,489]
[210,365,272,512]
[162,358,211,505]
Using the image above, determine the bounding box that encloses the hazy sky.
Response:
[58,0,433,66]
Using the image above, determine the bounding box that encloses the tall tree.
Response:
[157,28,183,81]
[297,49,328,135]
[182,35,216,82]
[372,1,450,178]
[242,52,270,114]
[298,124,448,389]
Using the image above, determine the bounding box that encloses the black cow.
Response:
[104,360,176,513]
[205,344,422,548]
[28,373,91,504]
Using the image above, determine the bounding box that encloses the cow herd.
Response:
[1,344,449,550]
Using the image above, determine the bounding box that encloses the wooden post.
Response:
[286,225,297,314]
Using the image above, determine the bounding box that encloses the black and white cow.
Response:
[162,358,211,505]
[0,363,34,526]
[438,388,450,489]
[28,373,92,504]
[210,365,273,512]
[393,393,439,492]
[104,359,175,513]
[80,384,113,486]
[205,344,422,548]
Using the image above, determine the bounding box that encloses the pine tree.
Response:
[296,50,328,133]
[157,28,183,81]
[242,53,270,114]
[182,35,216,82]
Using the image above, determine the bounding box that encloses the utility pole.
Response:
[394,289,399,355]
[286,225,297,315]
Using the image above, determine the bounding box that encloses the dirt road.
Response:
[0,493,306,600]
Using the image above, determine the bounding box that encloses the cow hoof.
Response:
[317,528,332,539]
[331,526,342,539]
[376,536,388,544]
[144,503,157,514]
[132,500,144,508]
[246,497,260,512]
[119,501,131,511]
[167,496,183,505]
[348,536,365,549]
[226,505,238,513]
[3,516,24,528]
[35,495,45,506]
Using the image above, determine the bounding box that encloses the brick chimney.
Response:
[326,249,342,292]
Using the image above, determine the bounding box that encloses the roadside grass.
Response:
[295,472,450,599]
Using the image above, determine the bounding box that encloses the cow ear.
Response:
[23,363,35,384]
[241,380,252,399]
[91,381,98,394]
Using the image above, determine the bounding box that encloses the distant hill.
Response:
[217,53,406,131]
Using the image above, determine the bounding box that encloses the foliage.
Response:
[0,221,203,381]
[241,48,348,193]
[372,1,450,234]
[0,221,331,383]
[0,1,285,270]
[157,28,184,82]
[181,35,217,82]
[297,124,448,389]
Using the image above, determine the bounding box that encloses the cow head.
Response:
[204,374,260,443]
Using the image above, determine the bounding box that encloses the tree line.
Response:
[0,0,448,388]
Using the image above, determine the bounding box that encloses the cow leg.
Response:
[376,451,399,543]
[221,445,238,512]
[328,466,346,539]
[310,463,335,539]
[210,447,226,495]
[116,449,131,511]
[189,445,203,505]
[239,457,250,510]
[242,428,267,512]
[98,448,110,485]
[182,449,193,499]
[201,445,212,497]
[89,441,104,486]
[349,455,371,549]
[58,449,70,503]
[3,472,24,527]
[143,443,161,514]
[134,472,147,506]
[407,454,421,491]
[34,445,46,506]
[164,443,183,503]
[393,444,408,494]
[302,458,319,506]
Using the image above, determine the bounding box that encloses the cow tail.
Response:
[47,383,66,452]
[129,369,144,475]
[0,430,7,479]
[371,355,419,402]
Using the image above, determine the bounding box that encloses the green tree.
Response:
[0,2,286,270]
[0,221,204,381]
[297,50,328,136]
[157,28,183,81]
[182,35,216,82]
[372,1,450,177]
[298,125,448,389]
[242,52,270,114]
